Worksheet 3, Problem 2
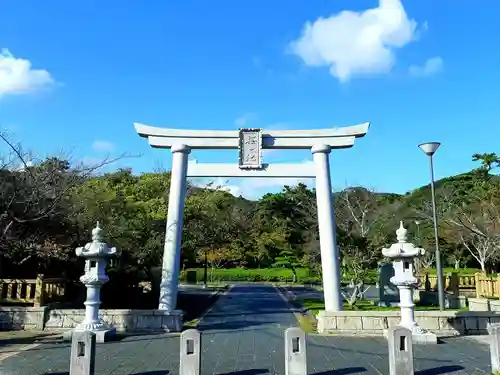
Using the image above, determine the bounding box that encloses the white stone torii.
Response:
[135,121,370,313]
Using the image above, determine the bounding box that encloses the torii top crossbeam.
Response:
[134,122,370,178]
[134,122,369,150]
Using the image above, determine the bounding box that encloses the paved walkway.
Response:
[0,284,494,375]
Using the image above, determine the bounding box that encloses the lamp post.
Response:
[204,250,208,288]
[418,142,445,311]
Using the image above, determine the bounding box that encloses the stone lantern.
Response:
[382,221,437,343]
[71,222,120,342]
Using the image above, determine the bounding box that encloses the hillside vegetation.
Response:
[1,137,499,287]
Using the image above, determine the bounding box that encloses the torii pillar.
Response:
[159,144,190,310]
[312,144,342,311]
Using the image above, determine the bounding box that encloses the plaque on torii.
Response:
[238,128,263,169]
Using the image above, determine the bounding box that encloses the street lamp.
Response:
[418,142,445,310]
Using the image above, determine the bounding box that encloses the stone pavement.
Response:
[0,284,493,375]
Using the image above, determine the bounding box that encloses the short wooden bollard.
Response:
[284,327,307,375]
[488,322,500,372]
[180,329,201,375]
[70,331,96,375]
[388,326,414,375]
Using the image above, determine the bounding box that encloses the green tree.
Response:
[273,248,301,283]
[472,152,500,180]
[183,186,244,281]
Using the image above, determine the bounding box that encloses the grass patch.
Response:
[298,298,326,315]
[296,314,317,334]
[296,297,469,315]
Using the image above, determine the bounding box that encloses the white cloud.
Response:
[191,160,315,200]
[92,140,115,152]
[0,49,54,97]
[238,177,315,199]
[409,56,443,76]
[289,0,418,82]
[192,178,243,197]
[203,177,315,200]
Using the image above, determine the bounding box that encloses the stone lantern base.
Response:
[383,327,438,344]
[61,309,184,342]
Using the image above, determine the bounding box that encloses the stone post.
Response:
[33,274,45,307]
[70,222,119,342]
[448,272,459,296]
[70,330,96,375]
[312,144,341,312]
[180,329,201,375]
[475,272,482,298]
[159,144,190,311]
[488,323,500,372]
[388,326,414,375]
[284,327,307,375]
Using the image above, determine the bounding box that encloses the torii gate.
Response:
[135,122,370,313]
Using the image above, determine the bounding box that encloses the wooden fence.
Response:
[417,272,477,295]
[0,274,66,307]
[475,273,500,298]
[416,272,500,298]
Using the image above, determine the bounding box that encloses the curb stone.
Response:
[274,285,318,332]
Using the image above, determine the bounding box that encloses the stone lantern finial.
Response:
[396,221,408,243]
[92,221,103,241]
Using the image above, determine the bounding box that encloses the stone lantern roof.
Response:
[76,222,120,258]
[382,221,425,259]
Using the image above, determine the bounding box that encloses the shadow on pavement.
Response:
[0,332,60,346]
[205,309,294,317]
[43,372,170,375]
[0,342,70,355]
[311,367,367,375]
[197,320,286,332]
[263,330,453,364]
[217,369,268,375]
[113,332,179,342]
[415,365,465,375]
[197,285,298,331]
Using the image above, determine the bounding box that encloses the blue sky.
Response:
[1,0,499,199]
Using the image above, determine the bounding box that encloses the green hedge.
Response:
[180,267,318,283]
[180,267,379,284]
[421,267,481,275]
